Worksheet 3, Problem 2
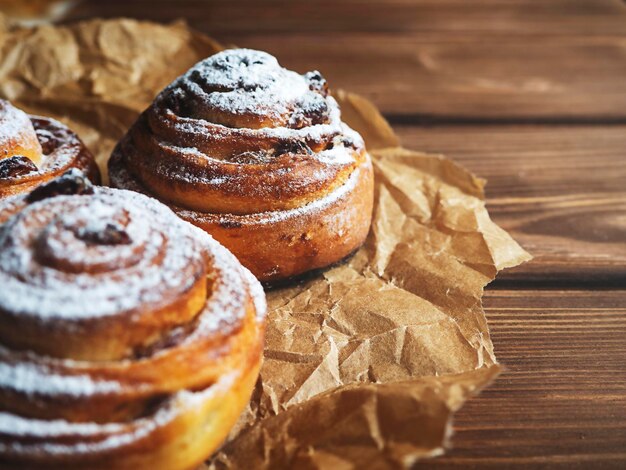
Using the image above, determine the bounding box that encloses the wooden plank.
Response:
[421,289,626,469]
[66,0,626,36]
[394,125,626,284]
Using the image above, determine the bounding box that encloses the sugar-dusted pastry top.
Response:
[111,48,368,215]
[0,100,101,199]
[0,176,266,468]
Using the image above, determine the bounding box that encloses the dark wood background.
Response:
[59,0,626,467]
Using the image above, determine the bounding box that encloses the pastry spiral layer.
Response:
[0,100,101,199]
[0,176,266,470]
[109,48,374,282]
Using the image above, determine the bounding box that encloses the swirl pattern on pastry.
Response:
[0,100,101,199]
[109,48,374,282]
[0,179,266,470]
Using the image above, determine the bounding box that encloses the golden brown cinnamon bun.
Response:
[0,100,101,199]
[0,172,266,470]
[109,49,374,282]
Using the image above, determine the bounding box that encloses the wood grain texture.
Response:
[67,0,626,36]
[394,125,626,284]
[421,289,626,469]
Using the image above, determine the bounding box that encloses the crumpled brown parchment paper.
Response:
[0,17,531,469]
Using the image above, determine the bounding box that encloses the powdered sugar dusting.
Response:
[181,49,310,123]
[0,371,239,456]
[0,360,123,397]
[0,100,42,163]
[0,188,206,322]
[111,48,367,215]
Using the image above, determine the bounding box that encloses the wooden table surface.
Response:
[62,1,626,468]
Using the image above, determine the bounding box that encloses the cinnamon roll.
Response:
[0,173,266,470]
[109,49,374,282]
[0,100,100,199]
